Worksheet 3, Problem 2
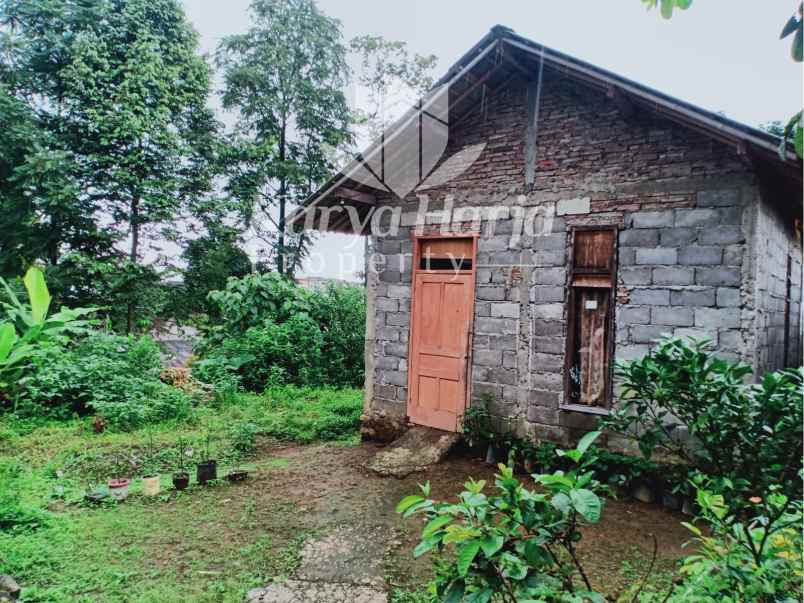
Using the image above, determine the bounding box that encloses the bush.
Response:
[0,460,49,533]
[400,433,609,601]
[602,337,803,506]
[196,273,365,389]
[660,477,803,602]
[15,332,193,429]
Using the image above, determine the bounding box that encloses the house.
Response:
[291,26,803,446]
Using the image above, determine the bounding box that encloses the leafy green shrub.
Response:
[15,332,192,429]
[658,477,803,602]
[229,420,259,455]
[602,337,803,505]
[399,432,609,602]
[196,273,365,389]
[195,314,325,389]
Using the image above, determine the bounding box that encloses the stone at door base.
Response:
[366,426,461,478]
[246,581,386,603]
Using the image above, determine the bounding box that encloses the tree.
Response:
[216,0,352,277]
[1,0,222,331]
[179,227,252,318]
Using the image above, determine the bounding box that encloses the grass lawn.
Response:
[1,386,688,602]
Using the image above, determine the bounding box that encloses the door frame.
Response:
[407,231,479,431]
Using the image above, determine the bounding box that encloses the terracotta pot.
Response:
[142,475,161,496]
[196,460,217,485]
[172,472,189,490]
[108,478,130,501]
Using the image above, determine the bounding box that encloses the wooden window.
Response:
[564,227,617,411]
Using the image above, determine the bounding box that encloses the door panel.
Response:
[409,270,474,431]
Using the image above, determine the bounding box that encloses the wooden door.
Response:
[408,271,474,431]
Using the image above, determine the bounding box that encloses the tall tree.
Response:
[217,0,352,277]
[1,0,222,330]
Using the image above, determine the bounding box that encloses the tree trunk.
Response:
[127,195,140,333]
[277,120,287,275]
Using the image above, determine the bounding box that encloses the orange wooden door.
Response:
[408,272,474,431]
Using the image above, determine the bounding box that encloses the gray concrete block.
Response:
[387,285,411,299]
[696,267,741,286]
[375,356,399,370]
[632,324,672,343]
[528,388,561,408]
[531,250,566,267]
[375,297,398,312]
[660,228,697,246]
[531,286,566,303]
[615,344,652,362]
[618,248,636,266]
[527,405,559,425]
[620,267,653,285]
[532,319,565,337]
[477,286,506,301]
[491,302,520,318]
[670,289,716,306]
[674,327,716,344]
[474,349,503,367]
[636,248,678,265]
[632,211,674,228]
[694,307,741,328]
[532,303,564,320]
[697,226,744,246]
[718,206,743,225]
[652,306,694,327]
[556,197,591,215]
[532,336,565,354]
[489,335,518,350]
[376,326,401,341]
[630,288,670,305]
[532,233,567,251]
[653,267,694,285]
[488,367,517,386]
[386,312,410,327]
[384,342,408,357]
[675,208,719,228]
[619,229,659,247]
[618,306,651,324]
[716,287,741,307]
[379,270,401,283]
[503,350,517,369]
[678,247,722,266]
[718,329,743,350]
[380,370,408,386]
[532,352,564,372]
[475,317,517,335]
[697,189,739,207]
[533,267,567,285]
[532,372,563,390]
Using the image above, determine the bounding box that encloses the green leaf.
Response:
[552,492,572,514]
[479,533,504,558]
[456,540,481,576]
[675,0,692,9]
[575,431,601,456]
[422,515,453,539]
[570,488,602,522]
[660,0,674,19]
[793,27,803,62]
[23,266,51,324]
[0,323,17,362]
[443,580,465,603]
[413,536,440,558]
[396,495,424,515]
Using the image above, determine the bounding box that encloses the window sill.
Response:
[559,403,610,416]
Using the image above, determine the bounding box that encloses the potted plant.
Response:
[172,437,190,490]
[141,431,161,497]
[461,400,493,459]
[196,434,217,485]
[85,483,110,505]
[226,468,249,483]
[521,440,538,474]
[108,453,130,501]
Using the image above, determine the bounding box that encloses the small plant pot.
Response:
[484,443,497,465]
[226,470,249,483]
[196,460,217,485]
[632,480,656,504]
[142,475,161,496]
[662,491,682,511]
[108,478,130,501]
[172,472,189,490]
[85,490,109,505]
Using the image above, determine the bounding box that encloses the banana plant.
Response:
[0,266,97,389]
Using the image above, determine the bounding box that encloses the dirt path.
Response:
[243,442,691,600]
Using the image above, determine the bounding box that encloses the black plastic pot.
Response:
[172,472,190,490]
[196,460,217,485]
[662,491,682,511]
[226,470,248,483]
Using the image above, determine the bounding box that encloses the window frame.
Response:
[561,225,619,414]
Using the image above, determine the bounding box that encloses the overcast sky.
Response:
[182,0,803,281]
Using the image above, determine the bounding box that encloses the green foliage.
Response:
[640,0,692,20]
[601,337,803,506]
[15,332,192,429]
[0,459,49,533]
[461,397,494,445]
[661,477,803,602]
[196,273,365,388]
[400,433,608,602]
[217,0,352,275]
